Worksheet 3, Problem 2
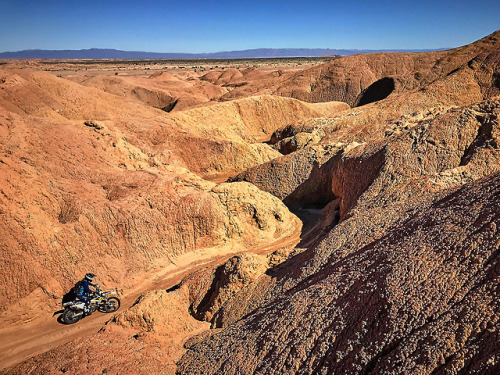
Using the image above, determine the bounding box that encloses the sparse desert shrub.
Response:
[58,197,81,224]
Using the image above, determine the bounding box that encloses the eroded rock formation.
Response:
[179,172,500,374]
[1,30,500,375]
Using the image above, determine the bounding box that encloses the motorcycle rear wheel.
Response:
[62,308,83,324]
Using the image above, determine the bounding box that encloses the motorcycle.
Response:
[61,286,120,324]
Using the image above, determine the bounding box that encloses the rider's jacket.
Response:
[76,280,95,297]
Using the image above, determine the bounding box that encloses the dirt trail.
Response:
[0,218,302,371]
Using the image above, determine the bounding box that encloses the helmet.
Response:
[84,273,96,282]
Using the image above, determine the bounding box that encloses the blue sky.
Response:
[0,0,498,52]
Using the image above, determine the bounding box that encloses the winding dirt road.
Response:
[0,217,302,371]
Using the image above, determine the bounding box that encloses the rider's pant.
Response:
[77,294,91,307]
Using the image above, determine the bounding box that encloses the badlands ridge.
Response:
[0,30,499,374]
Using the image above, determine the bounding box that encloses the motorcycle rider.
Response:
[76,273,98,312]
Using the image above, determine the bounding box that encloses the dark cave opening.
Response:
[355,77,395,107]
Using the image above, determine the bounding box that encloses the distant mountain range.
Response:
[0,47,448,60]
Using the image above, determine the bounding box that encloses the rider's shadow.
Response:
[52,307,66,324]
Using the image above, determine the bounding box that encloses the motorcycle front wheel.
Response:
[62,308,83,324]
[99,297,120,313]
